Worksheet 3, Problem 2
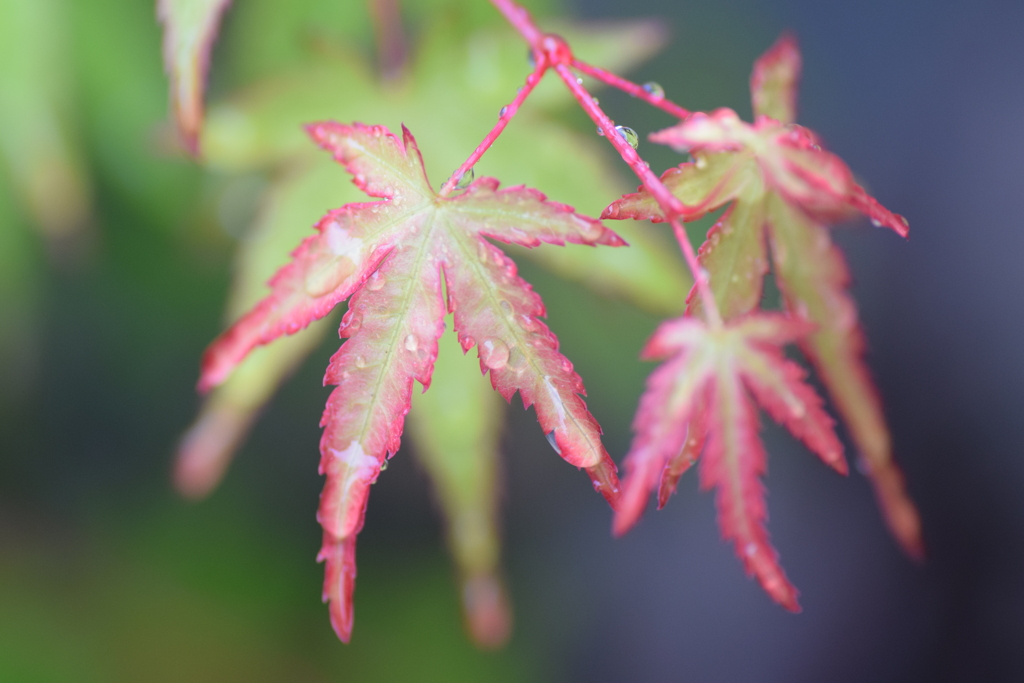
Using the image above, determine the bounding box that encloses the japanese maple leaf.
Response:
[604,34,923,559]
[615,313,845,609]
[157,0,232,154]
[198,121,623,642]
[171,15,687,647]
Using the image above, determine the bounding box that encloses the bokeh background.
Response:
[1,0,1022,681]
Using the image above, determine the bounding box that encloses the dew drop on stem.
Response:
[454,166,474,190]
[642,81,665,99]
[615,126,639,149]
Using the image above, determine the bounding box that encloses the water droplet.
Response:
[454,166,474,190]
[545,431,562,455]
[744,542,758,557]
[642,81,665,99]
[499,105,509,118]
[576,77,583,85]
[695,155,708,169]
[591,96,599,105]
[480,338,510,370]
[871,219,882,228]
[899,215,910,227]
[379,458,389,471]
[404,334,419,352]
[506,346,526,371]
[596,127,605,137]
[365,270,386,291]
[615,126,639,149]
[527,49,536,68]
[354,355,367,368]
[341,309,362,335]
[499,300,513,315]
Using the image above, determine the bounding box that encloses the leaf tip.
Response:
[319,534,357,643]
[174,400,252,498]
[462,574,513,650]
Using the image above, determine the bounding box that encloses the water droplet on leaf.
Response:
[695,155,708,169]
[480,338,510,370]
[545,431,562,455]
[341,309,362,334]
[615,126,639,149]
[642,81,665,99]
[366,270,386,291]
[404,334,419,352]
[499,300,513,315]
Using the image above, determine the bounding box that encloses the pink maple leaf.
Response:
[603,34,922,561]
[615,313,846,610]
[198,122,624,641]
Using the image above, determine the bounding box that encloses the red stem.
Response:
[551,64,720,326]
[485,0,721,325]
[489,0,543,43]
[439,63,548,196]
[570,59,690,120]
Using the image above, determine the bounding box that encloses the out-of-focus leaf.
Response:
[615,313,846,610]
[157,0,233,154]
[0,0,91,242]
[408,329,510,649]
[604,34,923,573]
[750,32,801,125]
[176,161,356,497]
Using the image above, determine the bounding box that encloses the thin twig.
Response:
[438,63,548,196]
[570,59,690,120]
[487,0,722,326]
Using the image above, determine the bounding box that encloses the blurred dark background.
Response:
[1,0,1023,681]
